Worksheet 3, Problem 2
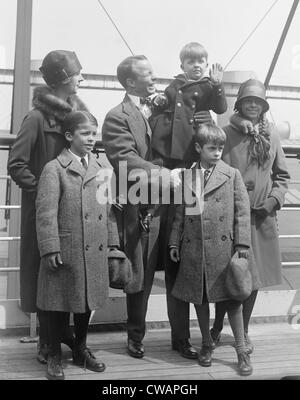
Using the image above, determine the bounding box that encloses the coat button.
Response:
[85,213,89,220]
[191,104,195,109]
[99,244,103,251]
[216,198,221,202]
[221,235,227,241]
[194,92,199,96]
[189,217,193,223]
[177,102,182,107]
[190,119,194,124]
[219,216,224,222]
[85,244,90,251]
[98,214,103,220]
[178,90,182,94]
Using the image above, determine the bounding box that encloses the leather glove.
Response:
[254,197,278,217]
[153,93,168,107]
[193,111,213,125]
[235,246,249,260]
[170,246,180,263]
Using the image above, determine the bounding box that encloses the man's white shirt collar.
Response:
[127,94,141,107]
[200,163,214,173]
[128,94,152,119]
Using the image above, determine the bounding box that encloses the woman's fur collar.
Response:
[32,85,89,121]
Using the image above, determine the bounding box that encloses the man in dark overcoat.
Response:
[102,55,198,359]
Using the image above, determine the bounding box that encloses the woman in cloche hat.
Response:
[210,79,290,354]
[8,50,88,367]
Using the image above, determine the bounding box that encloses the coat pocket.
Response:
[59,232,72,266]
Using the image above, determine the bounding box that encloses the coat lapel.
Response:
[182,163,204,215]
[57,148,101,182]
[83,153,102,185]
[122,94,152,139]
[57,148,85,178]
[204,160,231,196]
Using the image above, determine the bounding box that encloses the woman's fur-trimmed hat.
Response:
[39,50,82,86]
[235,79,269,113]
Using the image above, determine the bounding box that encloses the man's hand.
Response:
[170,168,182,190]
[253,197,278,217]
[153,93,168,108]
[193,110,213,125]
[235,246,249,259]
[209,63,224,84]
[170,247,180,262]
[43,252,63,272]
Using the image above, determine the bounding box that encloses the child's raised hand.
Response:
[170,247,180,263]
[209,63,224,84]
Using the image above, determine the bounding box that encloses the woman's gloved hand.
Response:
[170,246,180,263]
[234,245,249,259]
[254,196,279,217]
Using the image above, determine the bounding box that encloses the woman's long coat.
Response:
[36,149,119,313]
[169,160,261,304]
[7,86,88,312]
[222,122,290,287]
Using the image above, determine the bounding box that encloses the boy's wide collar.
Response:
[191,159,231,177]
[57,148,103,182]
[174,73,210,86]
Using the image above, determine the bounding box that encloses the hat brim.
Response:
[235,96,269,113]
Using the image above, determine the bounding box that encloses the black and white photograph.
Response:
[0,0,300,384]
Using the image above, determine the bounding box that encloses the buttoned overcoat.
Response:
[36,149,119,313]
[169,160,261,304]
[150,75,227,164]
[7,86,88,312]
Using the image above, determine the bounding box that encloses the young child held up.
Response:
[150,42,227,169]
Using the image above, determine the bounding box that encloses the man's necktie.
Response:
[81,157,88,171]
[203,169,210,186]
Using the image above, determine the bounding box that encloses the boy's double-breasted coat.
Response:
[169,160,261,304]
[7,86,88,312]
[222,121,290,287]
[36,149,119,313]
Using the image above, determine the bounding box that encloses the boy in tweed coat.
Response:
[36,111,120,380]
[169,124,260,376]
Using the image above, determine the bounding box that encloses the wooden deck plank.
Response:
[0,323,300,380]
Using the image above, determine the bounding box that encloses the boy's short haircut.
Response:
[194,123,226,147]
[180,42,208,63]
[117,55,148,89]
[62,110,98,134]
